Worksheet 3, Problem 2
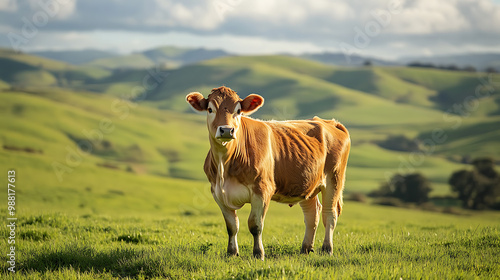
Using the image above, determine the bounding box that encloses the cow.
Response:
[186,86,350,260]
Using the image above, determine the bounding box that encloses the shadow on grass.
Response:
[19,244,201,278]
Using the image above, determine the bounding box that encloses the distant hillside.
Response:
[140,55,498,115]
[297,52,397,67]
[142,46,230,66]
[1,51,499,196]
[400,53,500,71]
[300,52,500,71]
[138,55,500,168]
[86,53,154,69]
[86,46,230,69]
[0,48,111,87]
[30,49,118,65]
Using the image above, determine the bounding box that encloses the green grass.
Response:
[1,202,499,279]
[10,70,57,87]
[0,88,209,180]
[0,49,70,71]
[322,67,437,107]
[0,50,113,88]
[0,79,9,89]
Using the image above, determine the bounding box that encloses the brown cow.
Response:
[186,86,350,260]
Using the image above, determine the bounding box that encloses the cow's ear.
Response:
[186,92,208,112]
[241,94,264,115]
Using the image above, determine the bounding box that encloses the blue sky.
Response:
[1,0,499,59]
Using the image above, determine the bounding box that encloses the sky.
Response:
[1,0,500,60]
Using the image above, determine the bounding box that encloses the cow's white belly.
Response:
[214,177,252,210]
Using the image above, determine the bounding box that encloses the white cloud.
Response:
[0,0,17,12]
[0,0,499,58]
[20,30,327,55]
[232,1,308,24]
[55,0,77,20]
[151,0,218,30]
[389,0,500,34]
[26,0,77,20]
[391,1,469,34]
[459,0,500,31]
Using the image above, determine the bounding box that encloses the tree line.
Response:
[370,157,500,210]
[406,62,498,73]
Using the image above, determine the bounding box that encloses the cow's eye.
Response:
[208,108,213,113]
[237,109,241,115]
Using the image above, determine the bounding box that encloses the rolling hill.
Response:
[1,50,499,215]
[0,48,112,88]
[85,46,230,69]
[30,46,231,69]
[30,49,118,65]
[298,52,397,67]
[2,49,499,280]
[400,53,500,72]
[0,86,211,214]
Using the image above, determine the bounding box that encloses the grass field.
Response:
[1,200,499,279]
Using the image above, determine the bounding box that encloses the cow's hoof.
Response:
[227,250,239,257]
[253,250,265,260]
[320,245,333,255]
[300,246,314,254]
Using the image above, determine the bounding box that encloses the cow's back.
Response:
[266,117,350,202]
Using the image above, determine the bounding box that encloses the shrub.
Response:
[376,135,420,152]
[373,197,404,207]
[449,157,500,210]
[346,192,367,203]
[372,173,432,204]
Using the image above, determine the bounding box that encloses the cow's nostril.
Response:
[220,127,225,135]
[230,128,234,135]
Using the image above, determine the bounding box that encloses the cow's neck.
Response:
[209,132,245,185]
[209,136,234,195]
[209,136,240,166]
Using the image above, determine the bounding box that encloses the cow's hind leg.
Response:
[214,200,240,256]
[321,170,345,255]
[299,195,322,254]
[248,193,270,260]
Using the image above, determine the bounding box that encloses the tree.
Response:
[463,66,476,72]
[443,64,459,71]
[371,173,432,204]
[449,157,500,210]
[407,62,436,69]
[485,67,498,73]
[377,135,420,152]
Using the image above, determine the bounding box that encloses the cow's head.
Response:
[186,86,264,145]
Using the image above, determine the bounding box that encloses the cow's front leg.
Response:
[299,195,322,254]
[248,193,270,260]
[214,198,240,256]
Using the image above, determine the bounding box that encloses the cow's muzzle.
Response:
[216,125,235,142]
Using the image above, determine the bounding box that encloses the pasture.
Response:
[1,198,499,279]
